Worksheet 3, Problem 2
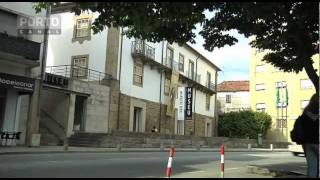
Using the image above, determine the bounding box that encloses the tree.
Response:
[34,2,319,91]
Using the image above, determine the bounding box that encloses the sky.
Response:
[189,11,252,84]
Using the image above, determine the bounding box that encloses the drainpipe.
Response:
[159,40,164,133]
[193,56,199,136]
[116,27,124,130]
[214,71,218,137]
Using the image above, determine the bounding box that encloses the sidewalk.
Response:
[0,146,289,155]
[247,162,307,178]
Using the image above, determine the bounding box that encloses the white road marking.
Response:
[247,153,291,157]
[185,170,207,174]
[225,168,240,170]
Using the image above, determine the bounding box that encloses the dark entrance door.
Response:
[0,88,6,131]
[133,107,142,132]
[73,96,86,131]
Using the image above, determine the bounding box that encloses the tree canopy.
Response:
[34,2,319,91]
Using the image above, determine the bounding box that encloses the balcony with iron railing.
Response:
[206,81,216,91]
[131,41,217,94]
[45,65,112,85]
[131,40,155,61]
[0,32,40,61]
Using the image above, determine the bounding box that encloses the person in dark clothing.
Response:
[294,93,319,178]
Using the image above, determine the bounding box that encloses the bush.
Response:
[218,110,272,139]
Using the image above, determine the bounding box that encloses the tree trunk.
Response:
[304,58,319,92]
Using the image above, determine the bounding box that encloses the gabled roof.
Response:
[217,80,249,92]
[184,43,221,71]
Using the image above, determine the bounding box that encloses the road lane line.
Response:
[185,170,207,174]
[225,168,240,170]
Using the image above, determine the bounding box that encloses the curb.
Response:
[0,148,289,155]
[246,165,306,177]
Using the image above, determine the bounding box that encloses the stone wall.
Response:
[116,93,216,137]
[102,130,290,148]
[70,80,110,133]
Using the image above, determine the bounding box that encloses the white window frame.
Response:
[226,94,231,104]
[133,61,144,87]
[75,18,90,38]
[255,83,266,91]
[300,79,313,90]
[178,54,184,72]
[275,81,287,88]
[256,103,266,112]
[255,64,266,73]
[71,55,89,78]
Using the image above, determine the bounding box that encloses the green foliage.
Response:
[33,2,319,91]
[218,110,272,139]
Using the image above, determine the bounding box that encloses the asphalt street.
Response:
[0,151,306,178]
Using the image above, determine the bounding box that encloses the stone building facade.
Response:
[46,5,221,139]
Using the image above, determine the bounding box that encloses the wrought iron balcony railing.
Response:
[131,40,155,61]
[45,65,111,85]
[206,81,216,90]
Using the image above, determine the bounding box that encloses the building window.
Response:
[75,18,90,38]
[178,54,184,72]
[255,65,266,73]
[226,94,231,103]
[206,94,210,111]
[276,119,287,129]
[301,100,309,111]
[188,60,195,80]
[255,83,265,91]
[300,79,313,90]
[133,61,143,86]
[166,47,174,68]
[207,72,211,88]
[164,77,170,95]
[276,81,286,88]
[256,103,266,112]
[71,55,89,78]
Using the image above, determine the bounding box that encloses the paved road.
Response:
[0,151,306,178]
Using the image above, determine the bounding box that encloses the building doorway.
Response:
[0,88,6,131]
[133,107,142,132]
[205,121,212,137]
[177,120,184,135]
[73,95,86,131]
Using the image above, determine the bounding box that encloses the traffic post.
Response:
[166,146,175,178]
[220,144,225,178]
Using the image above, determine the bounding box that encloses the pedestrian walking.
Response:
[291,93,319,178]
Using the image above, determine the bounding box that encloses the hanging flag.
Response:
[285,86,289,106]
[276,87,280,107]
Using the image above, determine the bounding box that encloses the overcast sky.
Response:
[189,11,252,84]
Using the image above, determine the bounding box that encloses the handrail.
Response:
[45,65,112,85]
[41,109,65,134]
[131,40,155,61]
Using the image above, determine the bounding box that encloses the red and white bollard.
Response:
[220,144,225,178]
[166,146,175,178]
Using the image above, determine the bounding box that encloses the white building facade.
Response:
[46,10,221,137]
[217,81,250,114]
